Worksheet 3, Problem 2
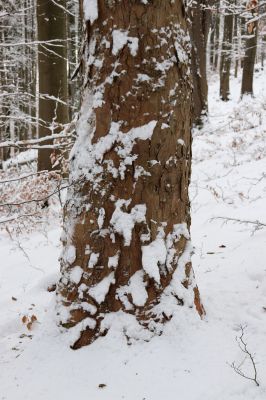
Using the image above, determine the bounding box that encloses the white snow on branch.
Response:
[83,0,98,24]
[112,30,139,57]
[89,272,115,304]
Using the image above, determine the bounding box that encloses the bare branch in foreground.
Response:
[210,216,266,234]
[229,325,259,387]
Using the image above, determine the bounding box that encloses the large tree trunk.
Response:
[241,0,259,96]
[189,0,213,124]
[220,10,234,101]
[57,0,204,349]
[37,0,69,171]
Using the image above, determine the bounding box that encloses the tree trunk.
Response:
[189,0,213,124]
[37,0,69,171]
[241,0,259,97]
[57,0,204,349]
[220,10,234,101]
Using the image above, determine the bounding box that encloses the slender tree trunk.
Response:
[37,0,69,171]
[214,1,221,70]
[57,0,204,349]
[220,10,234,101]
[189,0,213,124]
[241,0,259,96]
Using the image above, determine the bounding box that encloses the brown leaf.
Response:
[22,315,28,324]
[47,284,56,292]
[31,315,37,322]
[26,322,32,331]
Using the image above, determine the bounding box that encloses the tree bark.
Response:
[189,0,213,124]
[57,0,204,349]
[220,10,234,101]
[241,0,259,96]
[37,0,69,171]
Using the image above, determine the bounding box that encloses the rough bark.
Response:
[57,0,204,349]
[189,0,213,124]
[241,0,259,96]
[220,10,234,101]
[37,0,69,171]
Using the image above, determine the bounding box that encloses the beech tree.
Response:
[37,0,69,171]
[189,0,213,124]
[57,0,204,348]
[220,5,234,101]
[241,0,259,96]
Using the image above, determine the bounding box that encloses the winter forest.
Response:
[0,0,266,399]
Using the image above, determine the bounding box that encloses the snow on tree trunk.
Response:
[57,0,204,349]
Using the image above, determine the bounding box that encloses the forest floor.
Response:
[0,69,266,400]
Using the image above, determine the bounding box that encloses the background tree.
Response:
[57,0,204,348]
[189,0,213,124]
[220,4,234,100]
[37,0,69,171]
[241,0,259,96]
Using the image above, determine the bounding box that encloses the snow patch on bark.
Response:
[83,0,98,24]
[88,252,99,268]
[63,245,76,265]
[110,200,146,246]
[117,271,148,309]
[100,310,153,342]
[89,272,115,303]
[112,30,139,57]
[70,117,157,183]
[108,252,120,269]
[142,237,167,284]
[69,266,83,284]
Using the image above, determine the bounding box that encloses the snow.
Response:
[112,30,139,57]
[110,200,146,246]
[69,266,83,284]
[83,0,98,24]
[88,272,115,304]
[70,117,157,183]
[108,253,119,269]
[63,245,76,264]
[88,252,99,268]
[142,236,167,284]
[1,70,266,400]
[116,270,148,309]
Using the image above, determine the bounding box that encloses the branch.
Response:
[210,216,266,233]
[230,325,259,387]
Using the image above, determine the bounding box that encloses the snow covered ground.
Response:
[0,70,266,400]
